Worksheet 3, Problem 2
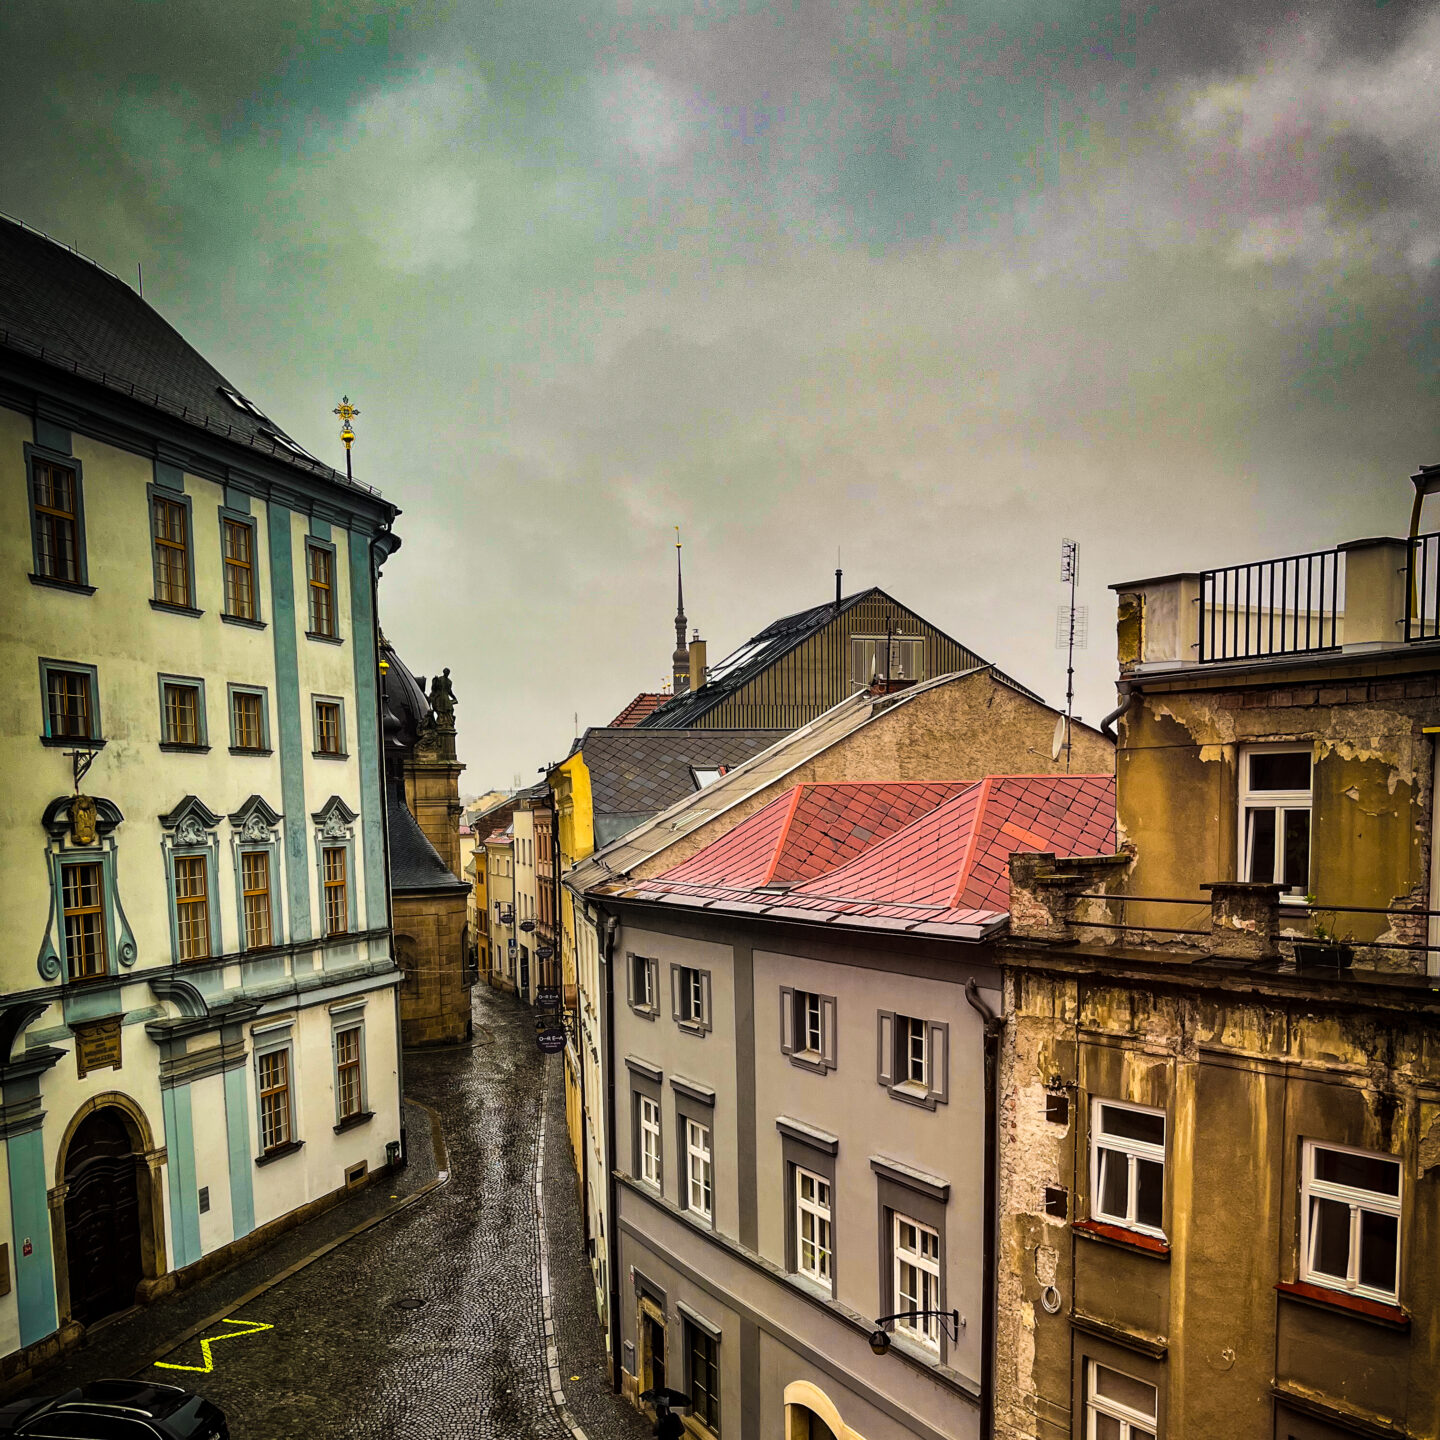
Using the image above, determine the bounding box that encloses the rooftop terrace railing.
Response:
[1406,531,1440,642]
[1197,548,1344,662]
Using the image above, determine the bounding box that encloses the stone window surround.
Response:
[218,504,265,628]
[778,1116,839,1294]
[674,1076,716,1227]
[147,472,201,616]
[627,1056,663,1189]
[157,672,209,751]
[627,952,660,1020]
[26,433,93,592]
[1070,1332,1166,1440]
[779,986,837,1074]
[872,1154,951,1366]
[876,1011,949,1110]
[671,963,713,1035]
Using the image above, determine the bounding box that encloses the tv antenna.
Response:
[1056,540,1088,773]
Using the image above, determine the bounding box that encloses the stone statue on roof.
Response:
[428,667,457,728]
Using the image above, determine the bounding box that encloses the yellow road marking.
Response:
[154,1318,274,1373]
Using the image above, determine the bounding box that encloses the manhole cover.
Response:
[395,1297,426,1311]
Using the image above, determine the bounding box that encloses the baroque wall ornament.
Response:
[37,795,134,981]
[311,795,358,841]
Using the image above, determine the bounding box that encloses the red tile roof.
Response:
[633,774,1116,939]
[661,781,970,888]
[608,692,667,727]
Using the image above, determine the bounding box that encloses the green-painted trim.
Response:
[25,441,89,588]
[348,530,386,930]
[226,683,271,751]
[146,481,199,610]
[267,504,311,940]
[222,485,251,514]
[161,1084,202,1267]
[160,805,224,960]
[37,656,101,742]
[308,516,331,541]
[157,672,209,748]
[35,419,71,454]
[153,461,185,493]
[8,1127,58,1345]
[223,1063,255,1237]
[218,508,262,625]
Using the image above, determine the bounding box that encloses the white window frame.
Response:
[798,992,823,1059]
[1238,744,1312,902]
[892,1213,941,1352]
[639,1095,662,1189]
[795,1167,832,1289]
[1085,1360,1157,1440]
[899,1014,927,1089]
[1301,1139,1403,1304]
[1090,1099,1167,1239]
[682,968,704,1025]
[686,1117,713,1220]
[632,953,656,1012]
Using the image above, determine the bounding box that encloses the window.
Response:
[781,988,837,1072]
[315,699,343,755]
[44,664,96,741]
[692,767,724,789]
[323,846,348,936]
[307,541,336,636]
[673,965,711,1032]
[334,1024,365,1120]
[687,1322,720,1433]
[31,456,81,583]
[231,687,268,751]
[173,855,210,961]
[686,1118,713,1219]
[1085,1360,1157,1440]
[639,1096,662,1188]
[1091,1101,1166,1237]
[850,635,925,687]
[630,955,657,1012]
[1302,1141,1402,1303]
[1240,747,1311,899]
[877,1011,948,1107]
[151,494,191,607]
[241,851,273,950]
[796,1168,833,1287]
[62,862,106,980]
[257,1047,292,1152]
[893,1214,941,1352]
[222,516,257,620]
[161,680,203,747]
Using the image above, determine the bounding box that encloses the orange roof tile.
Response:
[608,693,667,727]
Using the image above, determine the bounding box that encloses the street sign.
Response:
[537,1028,566,1055]
[536,985,561,1009]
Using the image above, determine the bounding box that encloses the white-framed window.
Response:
[795,1168,832,1288]
[687,1118,713,1219]
[639,1096,662,1188]
[877,1012,948,1107]
[899,1015,927,1087]
[1091,1100,1166,1237]
[629,953,658,1015]
[1301,1141,1402,1303]
[1239,746,1311,899]
[850,635,926,687]
[799,993,823,1057]
[780,988,836,1072]
[673,964,711,1033]
[1085,1360,1157,1440]
[893,1214,941,1352]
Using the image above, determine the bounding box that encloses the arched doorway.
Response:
[63,1107,144,1325]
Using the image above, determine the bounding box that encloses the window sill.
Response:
[787,1050,832,1075]
[1073,1218,1171,1258]
[221,613,266,630]
[229,746,274,757]
[312,750,350,761]
[629,1004,658,1022]
[29,574,96,595]
[333,1110,374,1134]
[150,600,204,618]
[676,1020,710,1037]
[305,631,344,646]
[886,1080,940,1111]
[254,1139,304,1167]
[41,735,104,749]
[159,742,211,754]
[1275,1280,1410,1330]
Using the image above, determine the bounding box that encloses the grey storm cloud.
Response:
[2,0,1436,785]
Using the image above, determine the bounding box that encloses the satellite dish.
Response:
[1051,715,1067,762]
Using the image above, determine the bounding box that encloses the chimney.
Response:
[835,568,843,606]
[688,630,707,691]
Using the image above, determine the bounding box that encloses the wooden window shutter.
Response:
[671,964,682,1022]
[821,996,837,1070]
[779,988,794,1055]
[928,1020,949,1104]
[648,957,659,1009]
[700,971,712,1031]
[626,953,635,1006]
[877,1011,895,1087]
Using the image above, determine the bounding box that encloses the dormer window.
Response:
[217,385,268,420]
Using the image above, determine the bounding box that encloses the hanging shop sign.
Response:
[536,985,561,1009]
[537,1027,567,1055]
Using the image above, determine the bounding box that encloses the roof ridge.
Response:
[761,783,808,885]
[947,775,997,910]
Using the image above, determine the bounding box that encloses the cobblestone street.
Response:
[24,984,651,1440]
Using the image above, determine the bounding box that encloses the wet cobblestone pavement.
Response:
[26,985,653,1440]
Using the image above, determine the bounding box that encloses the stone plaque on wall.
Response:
[74,1016,123,1078]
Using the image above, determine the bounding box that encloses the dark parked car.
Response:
[0,1380,227,1438]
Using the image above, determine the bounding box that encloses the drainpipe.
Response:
[601,909,623,1395]
[1099,680,1135,742]
[965,978,1002,1440]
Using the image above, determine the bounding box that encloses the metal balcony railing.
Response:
[1406,531,1440,641]
[1198,547,1344,662]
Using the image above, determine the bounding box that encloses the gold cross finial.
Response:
[333,395,361,451]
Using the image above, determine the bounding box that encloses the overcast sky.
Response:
[3,1,1435,788]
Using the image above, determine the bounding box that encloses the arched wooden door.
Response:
[63,1108,143,1325]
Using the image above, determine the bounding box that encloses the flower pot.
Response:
[1293,941,1354,970]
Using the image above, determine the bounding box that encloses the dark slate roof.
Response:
[388,794,469,893]
[638,586,1036,727]
[582,728,788,819]
[0,215,385,502]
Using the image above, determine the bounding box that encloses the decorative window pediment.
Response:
[230,794,283,845]
[42,793,123,843]
[312,795,358,841]
[37,794,134,981]
[160,795,223,847]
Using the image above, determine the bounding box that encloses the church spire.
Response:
[672,526,690,694]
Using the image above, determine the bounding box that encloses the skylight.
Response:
[704,638,770,682]
[217,385,267,420]
[259,429,312,460]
